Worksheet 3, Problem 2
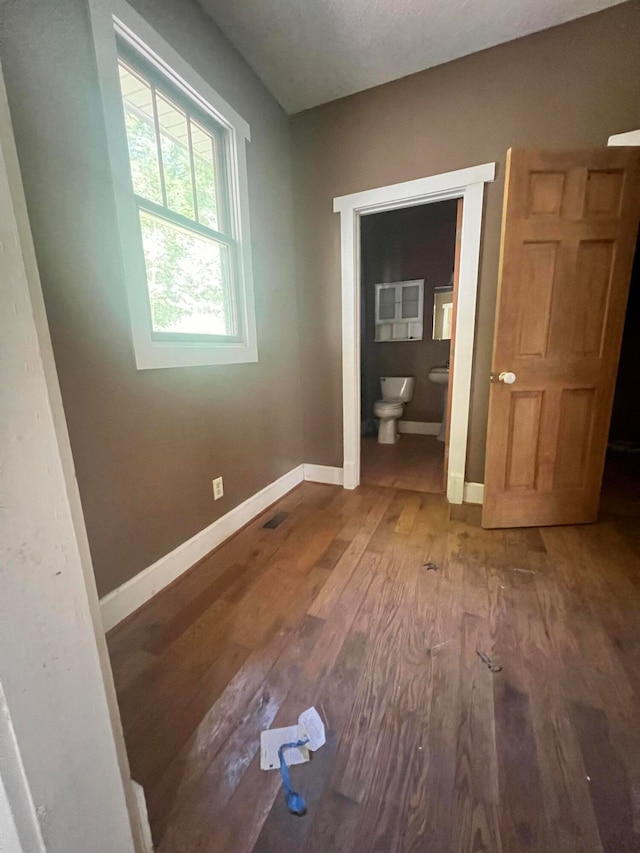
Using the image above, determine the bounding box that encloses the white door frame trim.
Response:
[334,162,496,501]
[0,61,147,850]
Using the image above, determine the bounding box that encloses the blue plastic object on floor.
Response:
[278,738,310,815]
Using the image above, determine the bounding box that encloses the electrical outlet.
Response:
[212,477,224,500]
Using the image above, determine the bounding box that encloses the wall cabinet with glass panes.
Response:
[374,280,424,342]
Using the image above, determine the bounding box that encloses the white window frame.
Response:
[88,0,258,369]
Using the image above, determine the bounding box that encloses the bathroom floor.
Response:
[360,433,445,493]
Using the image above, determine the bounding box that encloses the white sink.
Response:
[428,366,449,386]
[428,367,449,441]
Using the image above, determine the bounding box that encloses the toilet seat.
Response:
[374,400,403,417]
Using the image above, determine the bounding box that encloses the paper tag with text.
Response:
[260,725,310,771]
[298,706,326,751]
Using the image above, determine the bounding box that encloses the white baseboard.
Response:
[398,420,441,436]
[463,482,484,505]
[100,462,480,631]
[99,464,304,631]
[303,464,344,486]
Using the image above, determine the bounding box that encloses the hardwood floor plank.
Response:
[304,789,361,853]
[530,568,604,851]
[494,677,545,850]
[308,488,394,620]
[107,483,314,659]
[451,610,502,851]
[117,598,236,740]
[202,549,379,851]
[128,641,251,792]
[157,614,325,852]
[478,528,549,850]
[543,523,640,844]
[251,630,369,853]
[350,705,423,853]
[143,562,251,654]
[146,619,310,844]
[572,702,639,853]
[404,529,464,852]
[331,536,420,803]
[315,537,349,571]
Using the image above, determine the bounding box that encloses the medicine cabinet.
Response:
[374,279,424,342]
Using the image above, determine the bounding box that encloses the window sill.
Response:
[132,337,259,369]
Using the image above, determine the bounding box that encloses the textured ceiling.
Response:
[198,0,626,114]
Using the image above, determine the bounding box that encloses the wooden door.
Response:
[483,148,640,528]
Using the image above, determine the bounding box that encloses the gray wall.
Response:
[361,201,457,425]
[0,0,303,597]
[292,1,640,481]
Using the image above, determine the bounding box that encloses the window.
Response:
[118,45,237,340]
[374,280,424,341]
[90,0,257,368]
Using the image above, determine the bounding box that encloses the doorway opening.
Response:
[334,162,496,502]
[359,199,460,493]
[601,232,640,521]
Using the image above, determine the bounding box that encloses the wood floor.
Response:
[108,479,640,852]
[360,433,445,492]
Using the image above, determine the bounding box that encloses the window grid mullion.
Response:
[211,135,226,236]
[186,115,199,223]
[135,194,235,249]
[150,84,168,208]
[221,247,236,338]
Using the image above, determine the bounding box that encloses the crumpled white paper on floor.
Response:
[260,706,326,771]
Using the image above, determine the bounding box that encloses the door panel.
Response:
[554,388,594,488]
[571,240,612,355]
[483,148,640,528]
[516,241,556,357]
[505,391,543,491]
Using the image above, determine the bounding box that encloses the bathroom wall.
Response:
[361,200,457,425]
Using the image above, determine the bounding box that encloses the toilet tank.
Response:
[380,376,415,402]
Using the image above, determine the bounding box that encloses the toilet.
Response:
[373,377,415,444]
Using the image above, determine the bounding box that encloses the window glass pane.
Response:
[401,301,419,319]
[379,287,396,320]
[190,118,221,231]
[156,93,195,219]
[139,210,232,336]
[118,62,162,204]
[401,284,420,319]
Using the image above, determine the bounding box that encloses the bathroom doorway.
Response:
[359,199,461,493]
[334,162,495,499]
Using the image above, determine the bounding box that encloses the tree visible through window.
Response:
[117,45,238,339]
